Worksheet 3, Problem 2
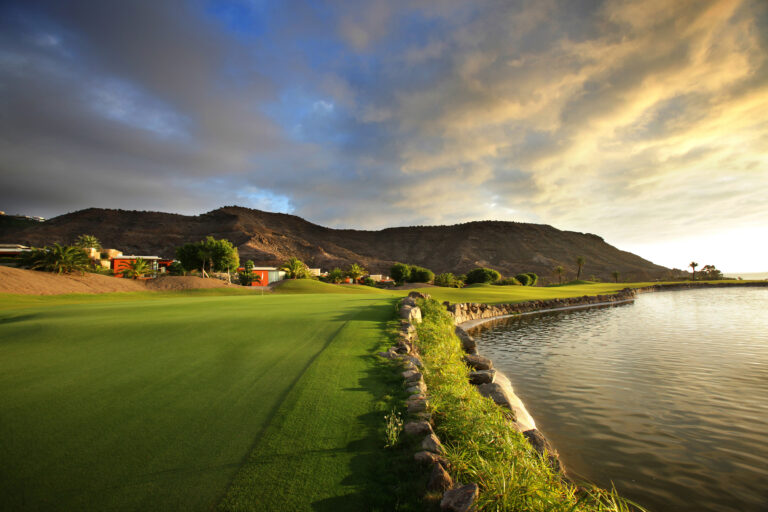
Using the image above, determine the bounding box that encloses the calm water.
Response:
[470,288,768,512]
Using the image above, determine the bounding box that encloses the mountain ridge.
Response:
[0,205,669,282]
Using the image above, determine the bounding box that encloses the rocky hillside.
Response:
[0,206,669,281]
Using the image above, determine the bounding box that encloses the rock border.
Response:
[378,291,477,512]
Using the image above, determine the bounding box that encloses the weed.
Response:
[384,408,404,448]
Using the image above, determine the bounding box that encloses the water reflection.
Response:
[470,288,768,512]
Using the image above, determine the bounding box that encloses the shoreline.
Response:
[448,280,768,479]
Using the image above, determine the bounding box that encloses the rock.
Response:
[464,354,493,371]
[404,421,433,436]
[403,370,423,383]
[406,380,427,394]
[412,411,431,422]
[399,305,423,324]
[469,369,496,385]
[403,355,423,368]
[402,360,418,372]
[396,340,412,354]
[455,327,477,354]
[401,297,418,307]
[414,450,446,465]
[428,462,453,492]
[422,433,444,454]
[523,429,563,473]
[477,382,515,412]
[407,399,428,413]
[408,291,431,300]
[440,483,479,512]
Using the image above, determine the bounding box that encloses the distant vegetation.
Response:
[465,267,501,284]
[74,234,102,250]
[20,244,92,274]
[279,256,310,279]
[176,236,239,277]
[389,262,435,285]
[119,258,150,279]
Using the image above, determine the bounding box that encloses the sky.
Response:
[0,0,766,272]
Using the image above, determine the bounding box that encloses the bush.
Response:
[360,276,376,287]
[168,261,186,276]
[434,272,457,287]
[390,263,411,284]
[408,265,434,283]
[465,267,501,284]
[515,273,531,286]
[526,272,539,286]
[495,277,522,286]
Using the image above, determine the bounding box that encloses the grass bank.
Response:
[0,289,423,511]
[414,298,643,511]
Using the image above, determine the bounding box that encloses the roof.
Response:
[112,255,162,260]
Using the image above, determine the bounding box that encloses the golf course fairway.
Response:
[0,290,408,511]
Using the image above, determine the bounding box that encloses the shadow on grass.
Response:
[311,305,436,512]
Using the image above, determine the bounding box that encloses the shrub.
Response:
[361,276,376,287]
[434,272,457,287]
[168,261,185,276]
[465,267,501,284]
[408,265,434,283]
[20,244,92,274]
[390,263,411,284]
[495,277,522,286]
[327,267,345,284]
[515,273,531,286]
[525,272,539,286]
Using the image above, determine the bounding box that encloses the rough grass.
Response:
[0,290,422,511]
[414,298,645,512]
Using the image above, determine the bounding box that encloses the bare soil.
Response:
[0,266,232,295]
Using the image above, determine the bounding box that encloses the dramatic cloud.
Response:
[1,0,766,270]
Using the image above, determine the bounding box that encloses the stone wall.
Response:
[445,288,637,325]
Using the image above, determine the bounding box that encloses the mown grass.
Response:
[0,289,424,511]
[414,298,645,512]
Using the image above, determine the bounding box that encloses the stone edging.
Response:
[378,291,480,512]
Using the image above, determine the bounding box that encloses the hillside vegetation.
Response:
[0,206,669,281]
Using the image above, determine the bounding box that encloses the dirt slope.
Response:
[0,266,230,295]
[0,206,670,281]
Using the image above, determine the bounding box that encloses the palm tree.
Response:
[554,265,565,284]
[689,261,698,281]
[612,270,620,283]
[280,257,309,279]
[197,246,213,277]
[22,244,92,274]
[119,258,151,279]
[74,234,102,249]
[576,257,585,280]
[346,263,367,283]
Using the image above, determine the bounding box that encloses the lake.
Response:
[469,287,768,512]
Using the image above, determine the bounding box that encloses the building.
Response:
[111,256,173,277]
[245,267,286,286]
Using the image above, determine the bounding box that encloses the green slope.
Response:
[0,290,412,511]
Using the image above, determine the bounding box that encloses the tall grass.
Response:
[414,299,645,512]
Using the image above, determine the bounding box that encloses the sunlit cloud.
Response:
[0,0,765,271]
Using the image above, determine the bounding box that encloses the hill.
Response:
[0,206,669,281]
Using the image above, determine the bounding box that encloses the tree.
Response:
[244,260,255,273]
[553,265,565,284]
[74,234,102,250]
[327,268,345,284]
[612,270,620,283]
[465,267,501,284]
[408,266,434,283]
[280,257,310,279]
[21,244,92,274]
[699,264,722,280]
[175,237,239,277]
[119,258,151,279]
[689,261,698,281]
[238,272,261,286]
[167,261,185,276]
[346,263,367,283]
[576,257,585,280]
[390,263,411,285]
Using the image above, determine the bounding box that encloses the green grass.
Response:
[0,289,424,511]
[414,298,645,511]
[271,279,391,295]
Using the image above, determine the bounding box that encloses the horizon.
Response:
[1,1,766,273]
[2,204,765,274]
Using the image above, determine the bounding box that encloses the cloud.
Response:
[0,0,766,270]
